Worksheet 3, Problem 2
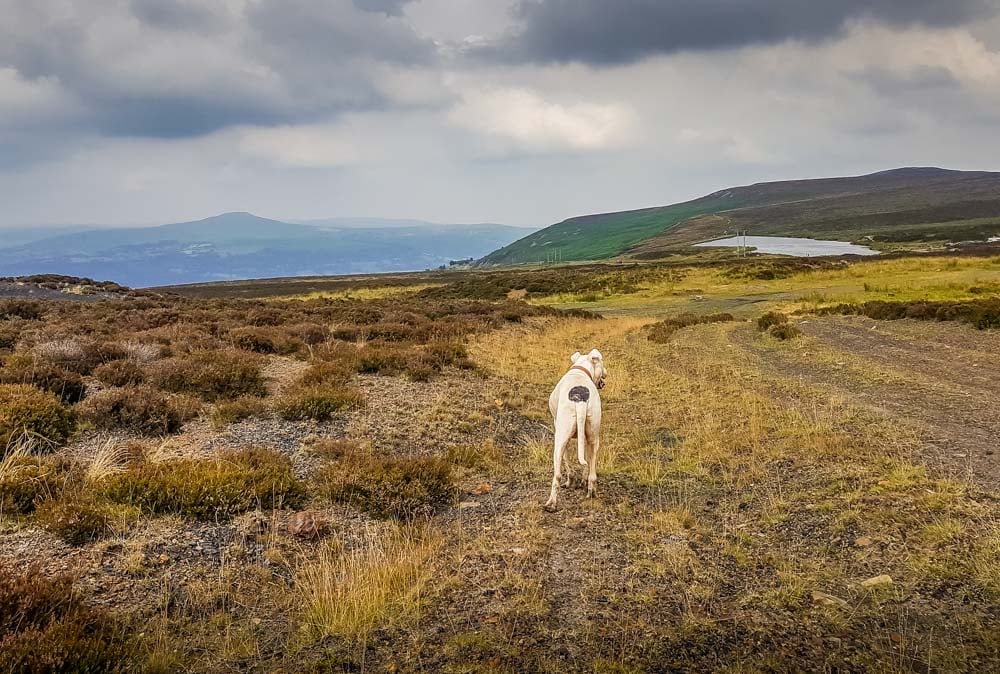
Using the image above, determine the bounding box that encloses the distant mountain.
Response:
[296,217,513,230]
[0,225,98,249]
[0,213,535,287]
[481,167,1000,265]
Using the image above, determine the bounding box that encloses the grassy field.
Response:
[535,255,1000,317]
[1,253,998,672]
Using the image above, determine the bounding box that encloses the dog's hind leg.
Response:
[586,434,600,499]
[545,424,572,510]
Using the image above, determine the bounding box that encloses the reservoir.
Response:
[694,235,879,257]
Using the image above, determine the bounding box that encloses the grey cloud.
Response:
[352,0,413,16]
[492,0,998,64]
[129,0,228,32]
[853,65,962,97]
[0,0,435,143]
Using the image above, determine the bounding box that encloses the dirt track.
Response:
[740,315,1000,489]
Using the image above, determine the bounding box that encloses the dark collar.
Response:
[569,364,604,389]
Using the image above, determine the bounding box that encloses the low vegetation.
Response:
[100,448,306,520]
[647,312,736,342]
[0,353,87,403]
[816,296,1000,329]
[0,453,68,514]
[296,524,443,642]
[0,384,75,452]
[318,454,456,520]
[34,495,138,546]
[0,251,997,671]
[0,563,135,673]
[76,386,188,435]
[148,350,267,401]
[276,384,364,421]
[210,396,268,427]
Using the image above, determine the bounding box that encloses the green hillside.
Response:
[482,167,1000,265]
[481,196,738,265]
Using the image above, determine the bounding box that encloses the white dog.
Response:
[545,348,607,510]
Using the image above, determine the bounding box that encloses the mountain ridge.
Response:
[0,212,534,287]
[481,167,1000,265]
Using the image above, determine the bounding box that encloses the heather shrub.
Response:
[76,386,184,435]
[404,353,438,382]
[0,384,75,453]
[0,322,21,351]
[756,311,789,331]
[100,447,306,520]
[355,343,408,374]
[769,323,803,340]
[276,385,364,421]
[318,455,456,520]
[0,456,68,514]
[303,437,362,462]
[425,340,473,369]
[35,495,139,546]
[648,313,736,343]
[817,297,1000,331]
[148,350,266,401]
[287,322,328,345]
[0,564,135,673]
[32,339,126,375]
[0,300,44,320]
[0,354,87,403]
[93,359,145,387]
[229,326,281,354]
[296,361,353,387]
[210,396,268,427]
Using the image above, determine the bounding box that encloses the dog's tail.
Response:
[575,401,588,465]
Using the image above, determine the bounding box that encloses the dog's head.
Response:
[569,349,607,389]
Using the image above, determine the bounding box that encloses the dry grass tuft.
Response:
[296,523,443,642]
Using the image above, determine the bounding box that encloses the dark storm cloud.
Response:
[494,0,999,65]
[0,0,434,143]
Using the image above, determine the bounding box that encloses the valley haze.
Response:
[0,213,536,287]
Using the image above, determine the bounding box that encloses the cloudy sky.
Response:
[3,0,1000,228]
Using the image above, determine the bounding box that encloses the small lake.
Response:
[694,235,879,257]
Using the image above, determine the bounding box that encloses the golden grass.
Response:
[296,523,443,642]
[275,283,443,302]
[84,439,131,483]
[534,255,1000,317]
[470,309,999,667]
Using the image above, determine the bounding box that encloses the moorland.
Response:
[1,246,999,672]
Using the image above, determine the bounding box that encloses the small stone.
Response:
[890,632,903,644]
[854,536,873,547]
[287,510,328,540]
[811,591,848,608]
[511,547,526,555]
[157,554,169,565]
[458,501,481,509]
[471,482,492,495]
[861,574,893,588]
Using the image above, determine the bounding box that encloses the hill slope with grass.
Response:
[482,167,1000,265]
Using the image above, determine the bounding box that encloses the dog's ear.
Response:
[589,348,602,362]
[569,351,581,364]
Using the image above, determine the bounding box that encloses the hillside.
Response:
[482,167,1000,264]
[0,213,533,287]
